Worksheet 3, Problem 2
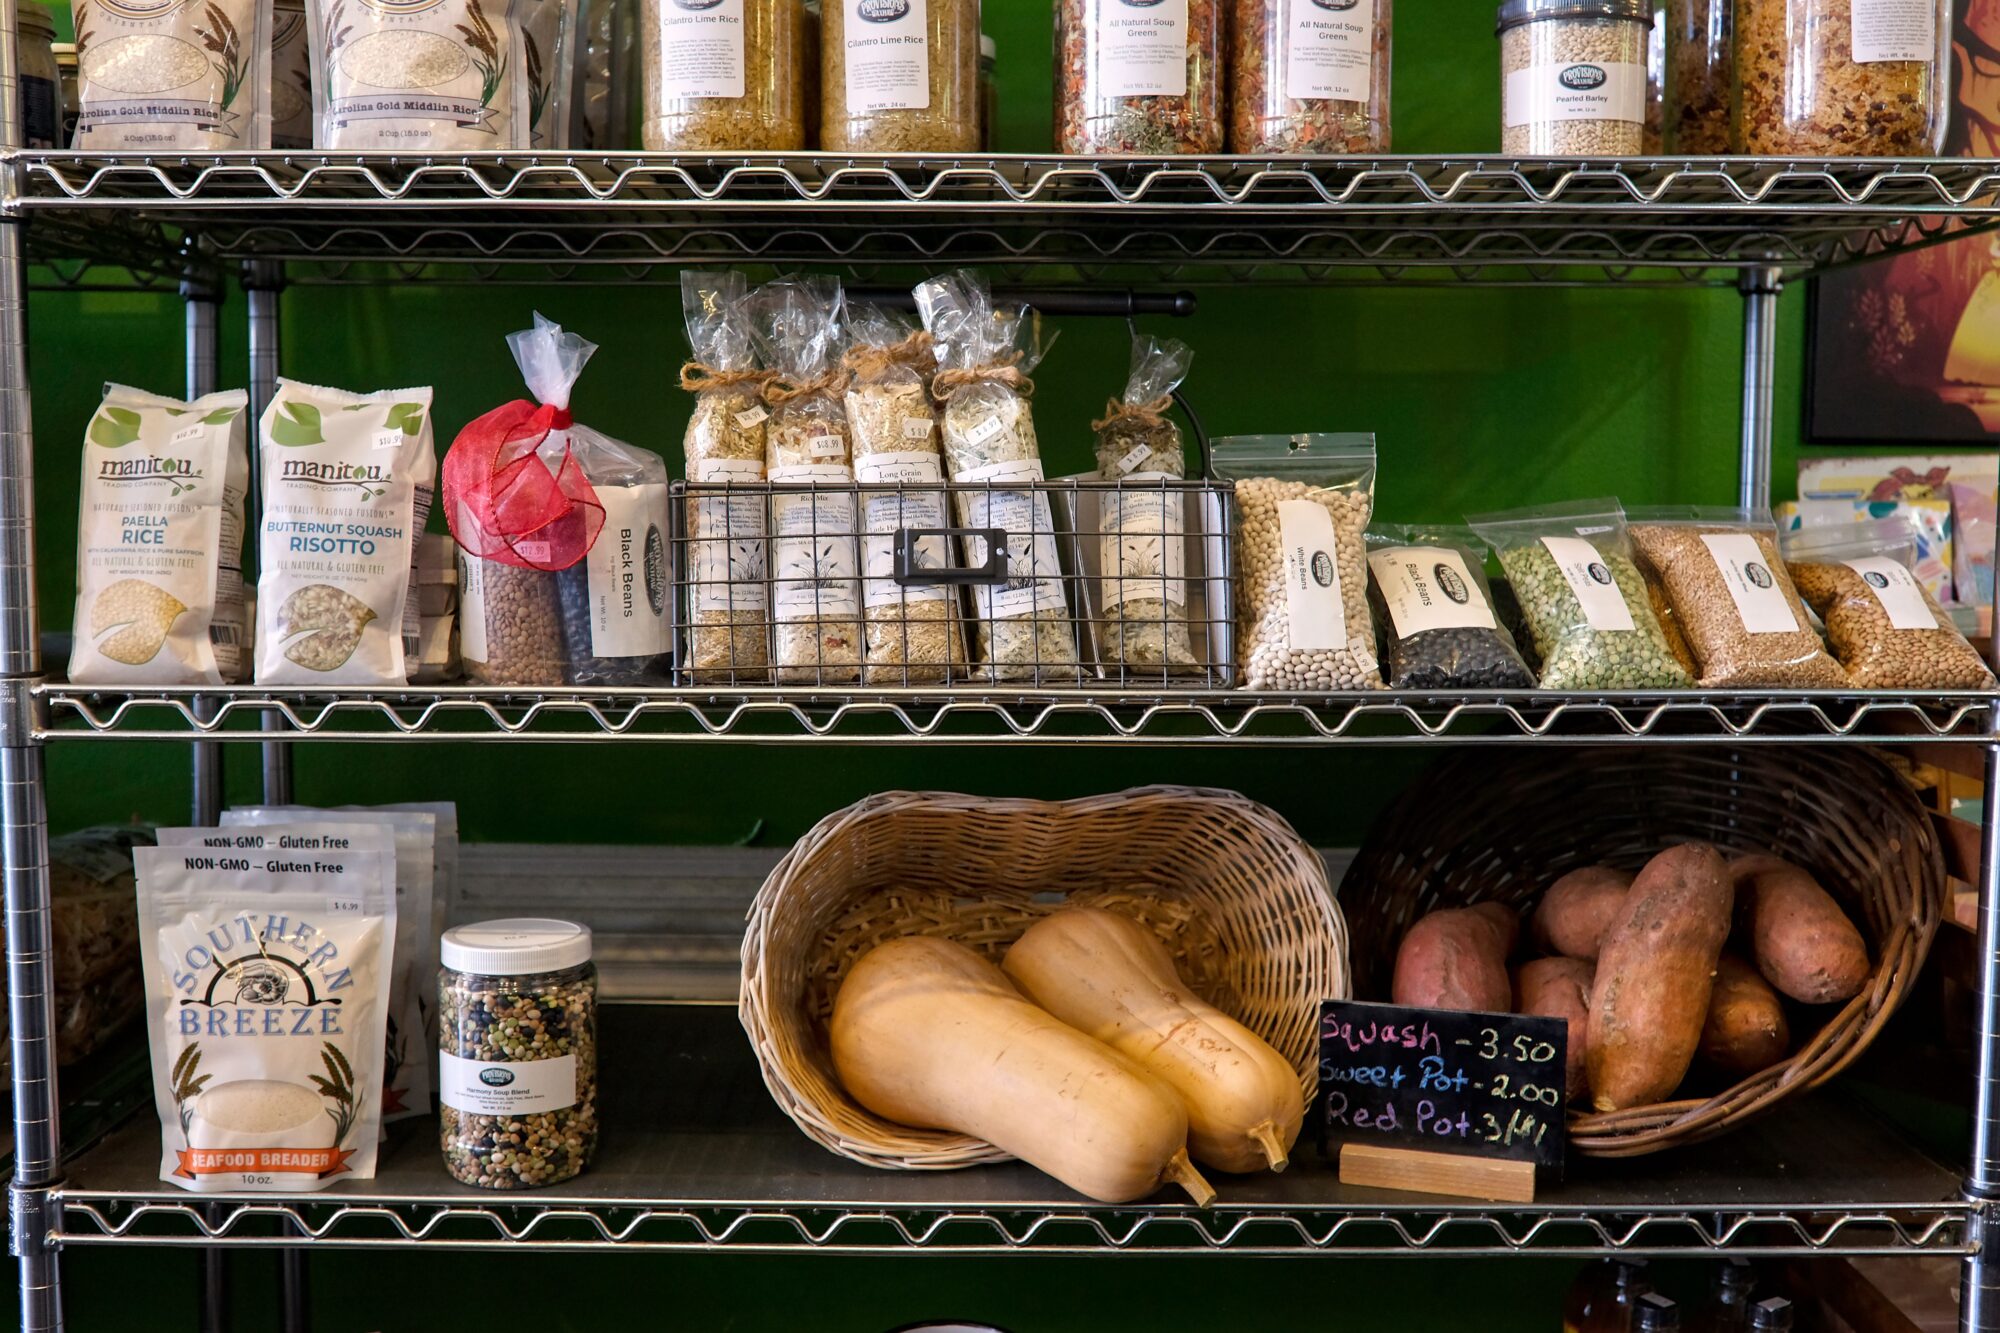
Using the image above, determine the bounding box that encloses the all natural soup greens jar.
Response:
[439,919,598,1190]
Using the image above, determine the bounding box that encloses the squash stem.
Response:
[1248,1121,1290,1173]
[1165,1150,1216,1206]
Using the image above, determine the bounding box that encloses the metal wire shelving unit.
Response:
[6,136,2000,1333]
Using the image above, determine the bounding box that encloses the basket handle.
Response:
[895,528,1010,587]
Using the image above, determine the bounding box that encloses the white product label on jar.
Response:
[953,458,1068,622]
[1098,0,1189,98]
[770,464,861,622]
[843,0,931,113]
[1852,0,1935,63]
[584,483,670,658]
[439,1052,577,1116]
[690,457,767,615]
[1277,498,1346,651]
[1503,61,1646,127]
[1286,0,1373,103]
[656,0,746,99]
[457,549,489,661]
[1541,535,1635,632]
[1102,480,1187,612]
[1367,545,1497,637]
[857,452,952,609]
[1700,533,1798,634]
[1843,555,1936,631]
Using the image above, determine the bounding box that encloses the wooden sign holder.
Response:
[1339,1142,1538,1204]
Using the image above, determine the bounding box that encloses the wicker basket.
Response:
[1340,746,1944,1158]
[741,786,1350,1171]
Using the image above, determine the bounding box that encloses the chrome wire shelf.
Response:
[33,684,1998,745]
[53,1007,1970,1257]
[12,154,1999,283]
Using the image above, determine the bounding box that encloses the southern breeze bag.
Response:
[72,385,250,685]
[136,829,395,1193]
[221,807,437,1122]
[256,381,436,685]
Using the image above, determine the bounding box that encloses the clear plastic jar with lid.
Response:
[641,0,806,151]
[979,32,997,150]
[1497,0,1654,155]
[1056,0,1225,153]
[439,919,598,1191]
[1665,0,1732,151]
[17,5,56,149]
[1734,0,1948,156]
[1229,0,1392,154]
[821,0,979,152]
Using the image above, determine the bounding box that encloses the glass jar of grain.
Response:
[821,0,979,152]
[439,920,598,1191]
[1228,0,1393,154]
[1057,0,1225,153]
[1733,0,1949,156]
[1497,0,1654,155]
[1664,0,1732,151]
[641,0,807,150]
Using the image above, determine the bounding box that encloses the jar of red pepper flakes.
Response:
[1055,0,1226,154]
[1228,0,1392,153]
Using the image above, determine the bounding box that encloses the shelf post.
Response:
[185,250,223,824]
[0,0,61,1324]
[242,260,291,806]
[1737,265,1782,512]
[1963,596,2000,1333]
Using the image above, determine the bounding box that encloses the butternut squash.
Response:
[830,935,1215,1205]
[1000,908,1304,1175]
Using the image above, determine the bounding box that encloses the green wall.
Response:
[28,4,1823,1328]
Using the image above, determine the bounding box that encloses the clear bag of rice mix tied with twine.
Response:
[844,302,964,685]
[1784,517,1995,691]
[913,269,1081,683]
[680,270,771,682]
[1092,333,1200,675]
[1213,433,1383,692]
[749,274,865,686]
[1364,524,1535,690]
[1466,500,1691,692]
[1628,505,1848,690]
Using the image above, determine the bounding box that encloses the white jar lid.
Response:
[442,919,591,975]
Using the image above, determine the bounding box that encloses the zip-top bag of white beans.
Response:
[70,0,273,149]
[255,380,436,686]
[72,384,250,686]
[136,829,395,1192]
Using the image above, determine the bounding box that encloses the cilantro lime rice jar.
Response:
[439,919,597,1190]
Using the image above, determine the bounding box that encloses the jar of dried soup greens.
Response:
[1057,0,1224,153]
[1665,0,1731,151]
[1497,0,1653,155]
[1734,0,1948,155]
[821,0,978,152]
[642,0,806,150]
[440,919,597,1191]
[1229,0,1392,154]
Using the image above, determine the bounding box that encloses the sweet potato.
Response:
[1699,954,1790,1076]
[1587,843,1733,1112]
[1513,957,1593,1101]
[1529,866,1633,960]
[1730,854,1869,1005]
[1392,905,1517,1013]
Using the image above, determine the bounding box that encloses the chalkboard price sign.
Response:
[1317,999,1568,1172]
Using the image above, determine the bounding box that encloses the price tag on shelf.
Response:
[1317,999,1567,1176]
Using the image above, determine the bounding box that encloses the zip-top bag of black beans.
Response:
[1364,525,1536,690]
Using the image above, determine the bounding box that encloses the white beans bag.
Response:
[254,380,435,686]
[71,384,250,686]
[136,829,395,1192]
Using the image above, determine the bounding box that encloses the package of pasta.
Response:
[1628,507,1847,690]
[1784,519,1993,691]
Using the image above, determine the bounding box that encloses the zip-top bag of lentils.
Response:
[1214,433,1383,692]
[255,381,435,686]
[1365,524,1535,691]
[1784,518,1994,692]
[1467,500,1690,691]
[1628,506,1847,690]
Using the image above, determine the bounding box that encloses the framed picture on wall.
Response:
[1805,0,2000,444]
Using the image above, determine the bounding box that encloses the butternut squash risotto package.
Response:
[72,384,249,686]
[136,828,395,1193]
[255,381,435,685]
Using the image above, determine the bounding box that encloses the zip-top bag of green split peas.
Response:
[1467,500,1692,691]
